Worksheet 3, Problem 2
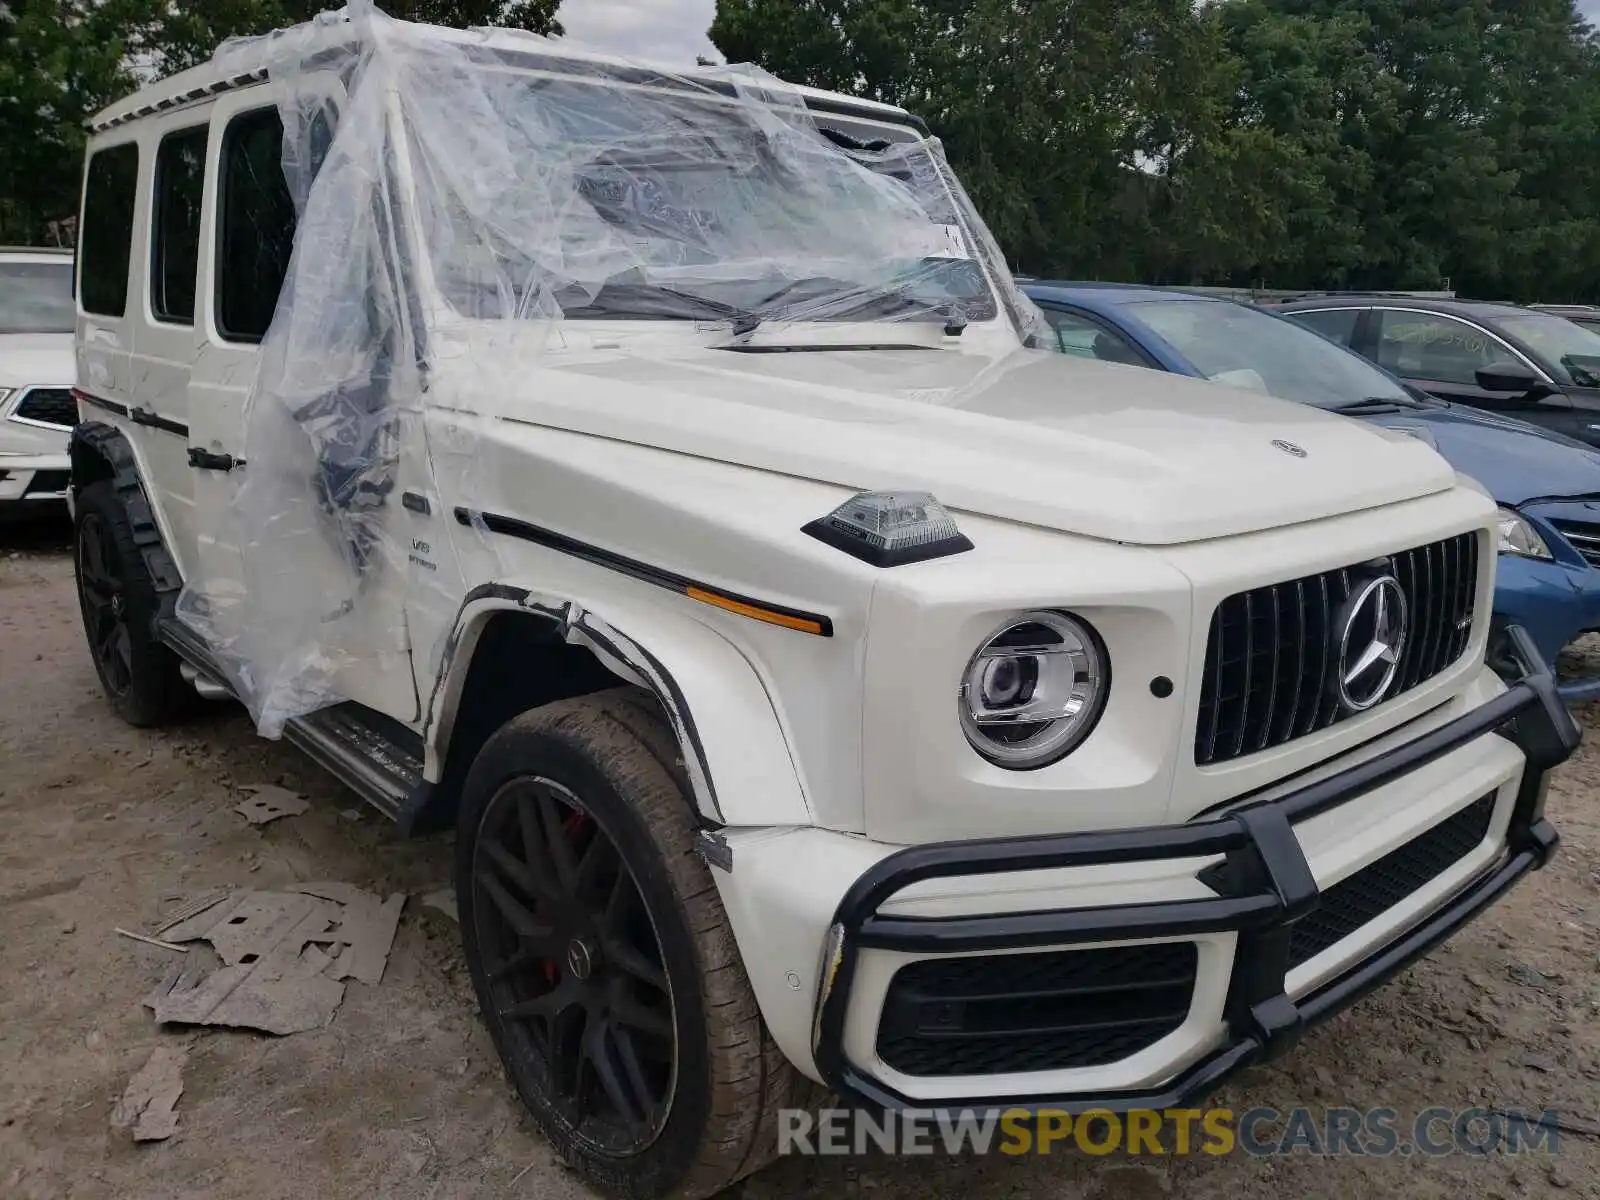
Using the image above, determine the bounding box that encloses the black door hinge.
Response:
[187,447,245,472]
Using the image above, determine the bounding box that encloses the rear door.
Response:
[187,85,419,723]
[76,139,142,446]
[127,116,211,576]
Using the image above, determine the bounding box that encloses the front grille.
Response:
[1195,533,1478,766]
[875,942,1197,1077]
[12,387,77,429]
[23,470,70,496]
[1287,792,1497,969]
[1548,519,1600,568]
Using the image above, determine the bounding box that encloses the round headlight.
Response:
[959,611,1110,769]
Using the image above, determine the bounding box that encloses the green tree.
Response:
[710,0,1300,283]
[0,0,165,242]
[1220,0,1600,298]
[0,0,562,245]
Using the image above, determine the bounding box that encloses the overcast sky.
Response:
[555,0,1600,68]
[555,0,719,66]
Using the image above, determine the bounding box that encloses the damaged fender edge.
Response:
[417,582,815,833]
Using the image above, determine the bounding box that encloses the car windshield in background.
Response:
[0,260,75,334]
[419,73,998,326]
[1497,311,1600,388]
[1128,299,1412,408]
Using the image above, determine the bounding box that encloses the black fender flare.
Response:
[70,423,184,602]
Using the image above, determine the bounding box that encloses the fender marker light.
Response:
[802,491,974,567]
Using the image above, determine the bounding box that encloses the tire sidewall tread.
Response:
[455,688,806,1200]
[72,480,188,727]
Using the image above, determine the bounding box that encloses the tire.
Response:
[73,480,188,727]
[456,688,814,1199]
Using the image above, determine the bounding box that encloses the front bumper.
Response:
[0,452,71,503]
[810,625,1578,1113]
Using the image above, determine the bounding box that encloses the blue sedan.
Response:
[1021,281,1600,693]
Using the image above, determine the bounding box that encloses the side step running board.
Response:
[157,617,428,824]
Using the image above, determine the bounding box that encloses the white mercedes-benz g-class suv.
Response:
[70,7,1577,1197]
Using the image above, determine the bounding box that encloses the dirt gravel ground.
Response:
[2,513,1597,1200]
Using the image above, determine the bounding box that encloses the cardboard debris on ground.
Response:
[141,884,405,1035]
[419,888,458,923]
[232,785,310,826]
[111,1044,187,1142]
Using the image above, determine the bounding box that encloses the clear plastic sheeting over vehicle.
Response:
[175,0,1048,736]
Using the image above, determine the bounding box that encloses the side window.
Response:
[217,107,296,343]
[151,126,209,324]
[1043,308,1147,367]
[1286,307,1361,349]
[80,144,140,317]
[1374,311,1519,387]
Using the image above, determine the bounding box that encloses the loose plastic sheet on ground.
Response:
[174,1,1048,736]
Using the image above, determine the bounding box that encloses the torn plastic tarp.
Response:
[175,1,1050,736]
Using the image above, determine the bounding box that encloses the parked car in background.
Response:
[1271,295,1600,449]
[0,246,76,510]
[1530,304,1600,336]
[1021,282,1600,678]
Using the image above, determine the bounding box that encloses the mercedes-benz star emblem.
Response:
[566,938,593,981]
[1272,439,1307,458]
[1335,576,1409,712]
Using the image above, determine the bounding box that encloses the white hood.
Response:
[0,332,74,390]
[455,334,1457,546]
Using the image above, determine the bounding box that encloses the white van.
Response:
[70,8,1577,1197]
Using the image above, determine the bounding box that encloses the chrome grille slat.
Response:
[1412,543,1434,689]
[1231,591,1255,760]
[1394,550,1421,691]
[1195,533,1477,766]
[1425,541,1447,675]
[1445,536,1465,661]
[1282,579,1308,741]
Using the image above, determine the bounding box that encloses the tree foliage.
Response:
[8,0,1600,301]
[712,0,1600,301]
[0,0,561,243]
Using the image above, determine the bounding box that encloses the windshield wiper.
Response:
[645,286,762,336]
[1329,395,1425,414]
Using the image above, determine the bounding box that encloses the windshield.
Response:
[1496,311,1600,388]
[1128,299,1412,407]
[0,259,75,334]
[413,71,1001,327]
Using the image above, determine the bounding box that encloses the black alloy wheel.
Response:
[76,510,134,698]
[72,480,188,727]
[471,774,676,1156]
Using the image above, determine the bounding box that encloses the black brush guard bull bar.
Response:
[811,625,1579,1113]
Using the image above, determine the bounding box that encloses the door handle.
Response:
[187,447,245,472]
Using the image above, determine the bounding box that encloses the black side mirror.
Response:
[1475,362,1543,393]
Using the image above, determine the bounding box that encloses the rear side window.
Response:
[1286,307,1361,349]
[152,126,209,324]
[217,108,295,343]
[80,144,140,317]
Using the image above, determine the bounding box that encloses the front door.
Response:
[1367,308,1579,435]
[185,84,418,727]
